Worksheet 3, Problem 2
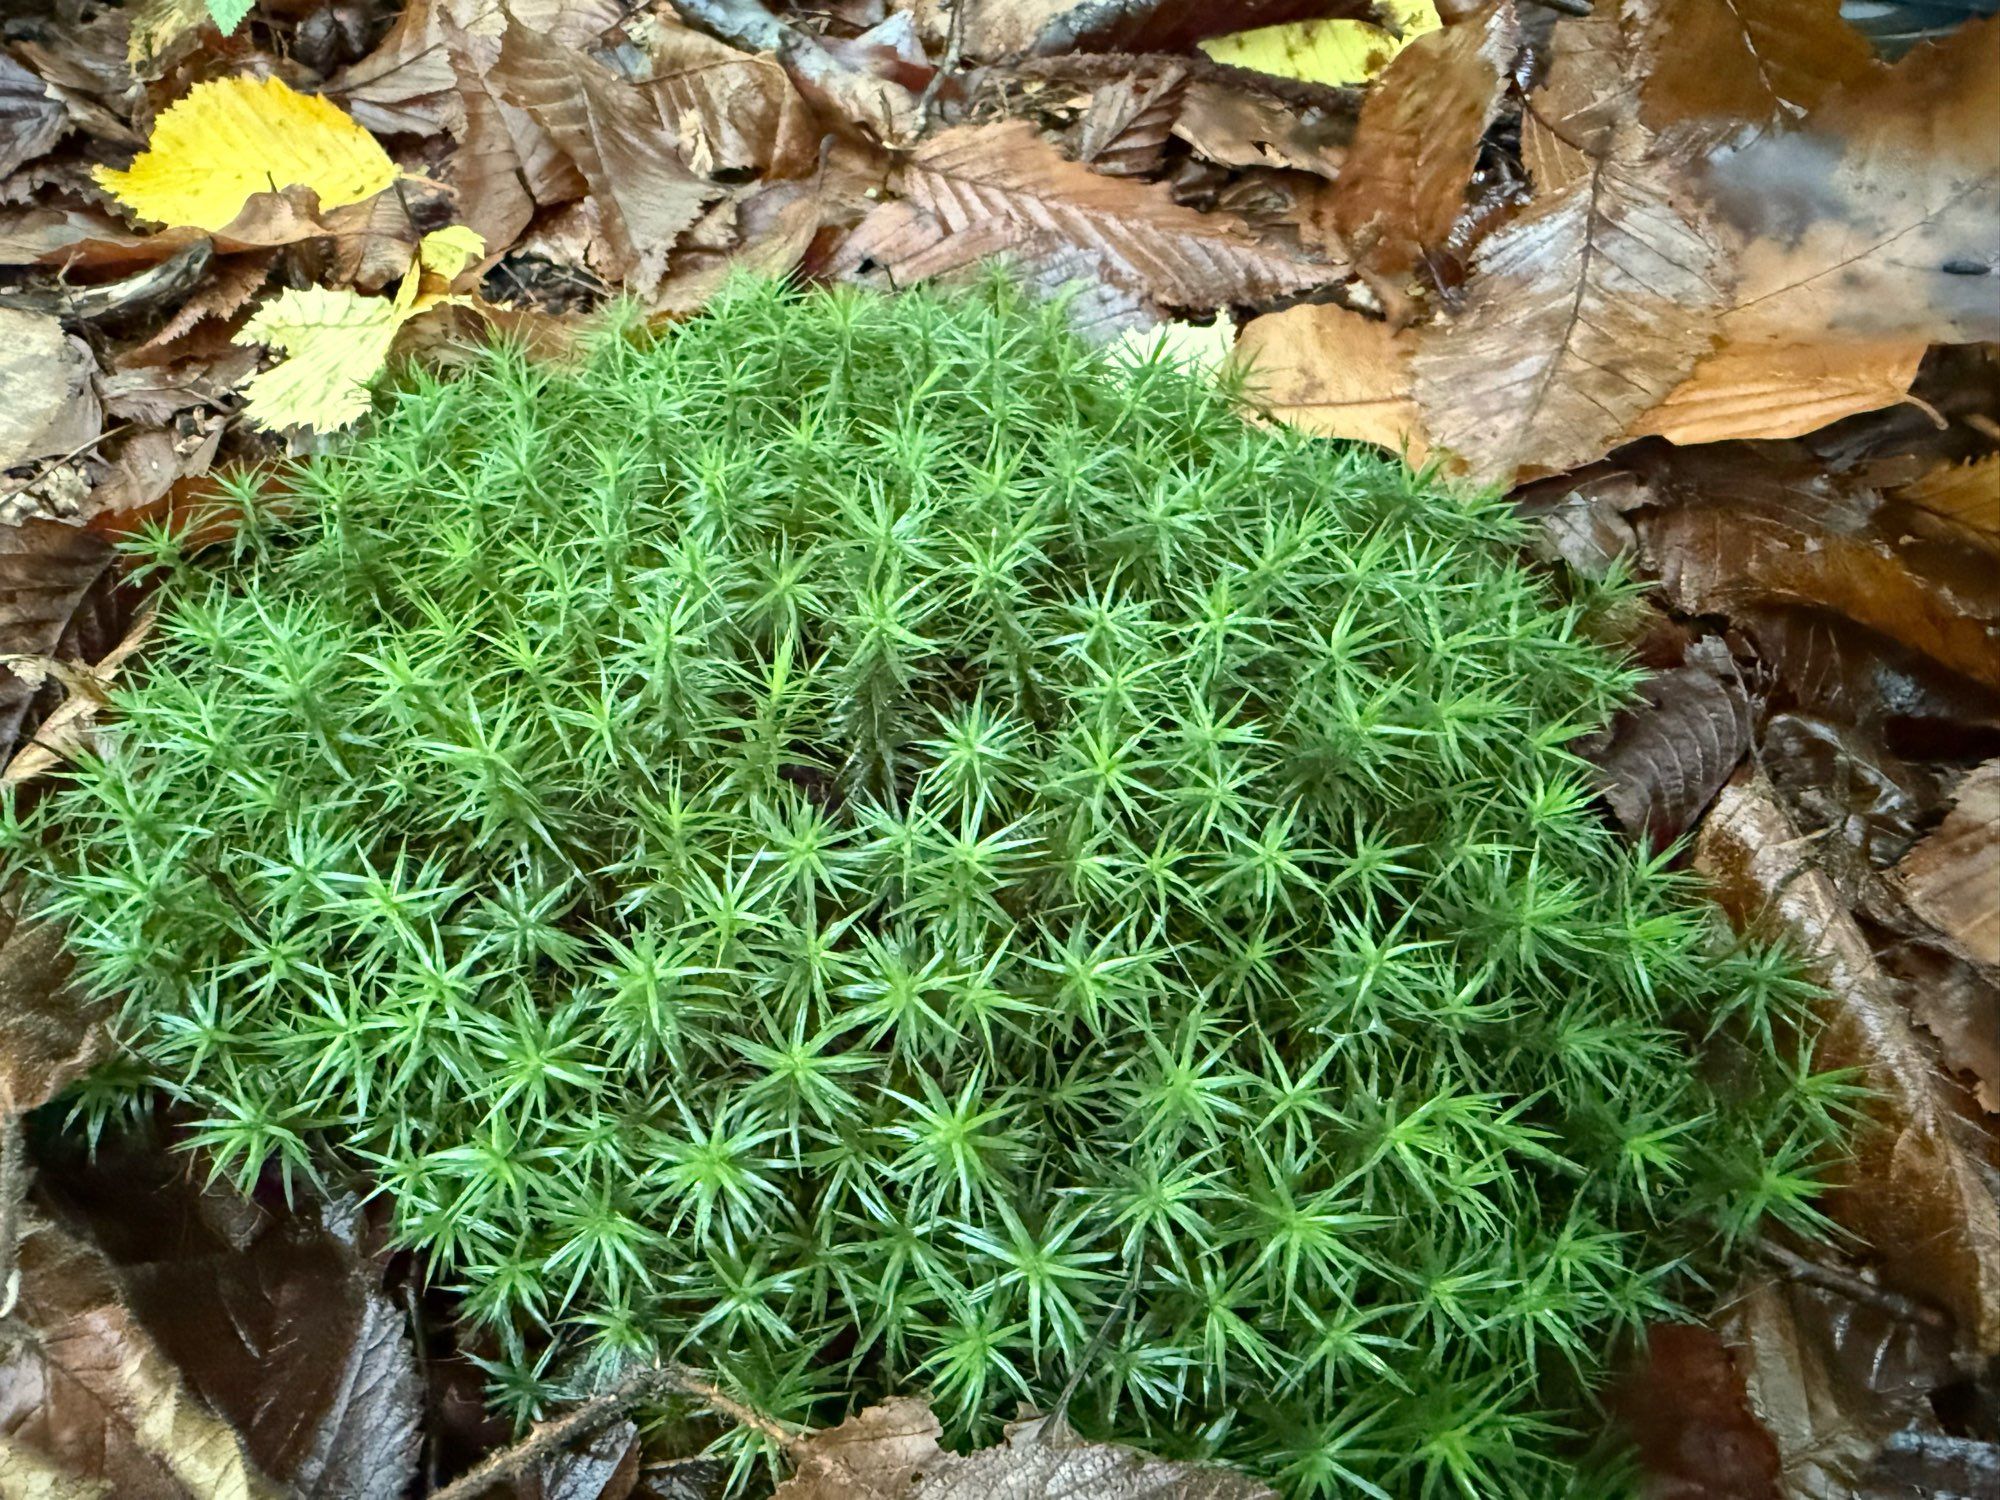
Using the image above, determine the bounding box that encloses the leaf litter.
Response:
[0,0,1999,1490]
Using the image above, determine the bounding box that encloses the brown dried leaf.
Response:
[1899,454,2000,540]
[318,188,421,292]
[1636,0,1874,132]
[1731,605,2000,740]
[0,309,98,470]
[902,120,1341,310]
[0,1213,284,1498]
[0,897,102,1115]
[1615,1322,1783,1500]
[915,1414,1275,1500]
[1587,654,1754,847]
[0,517,114,761]
[0,50,70,180]
[1889,941,2000,1114]
[440,24,538,258]
[0,206,188,272]
[489,20,722,294]
[1077,64,1188,177]
[653,177,825,314]
[1170,81,1347,179]
[1697,780,2000,1352]
[330,0,458,137]
[1706,16,2000,350]
[1413,126,1730,484]
[1332,0,1519,280]
[1234,301,1425,459]
[1896,759,2000,966]
[3,604,153,786]
[126,252,277,365]
[1635,449,2000,694]
[1520,8,1632,196]
[774,1397,942,1499]
[638,14,818,179]
[1632,339,1929,446]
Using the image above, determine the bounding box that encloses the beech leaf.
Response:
[1197,0,1442,88]
[1896,759,2000,967]
[1636,0,1874,132]
[901,120,1342,310]
[1234,301,1426,461]
[1585,652,1754,847]
[92,77,397,233]
[1413,124,1730,484]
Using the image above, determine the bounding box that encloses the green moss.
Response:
[14,279,1844,1496]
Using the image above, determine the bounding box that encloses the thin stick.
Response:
[1756,1238,1950,1328]
[0,1114,26,1320]
[428,1362,798,1500]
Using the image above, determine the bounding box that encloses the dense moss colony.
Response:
[15,280,1844,1496]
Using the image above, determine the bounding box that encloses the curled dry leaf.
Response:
[1896,758,2000,967]
[1635,0,1875,133]
[901,120,1341,311]
[1413,123,1730,484]
[1696,779,2000,1353]
[1170,81,1348,179]
[1888,940,2000,1115]
[1331,0,1519,281]
[1635,449,2000,695]
[1630,339,1930,446]
[961,0,1366,59]
[1586,650,1754,847]
[1233,300,1425,459]
[489,20,723,294]
[0,1213,285,1498]
[1729,604,2000,740]
[1077,63,1189,177]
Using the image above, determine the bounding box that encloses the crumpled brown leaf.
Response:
[1633,447,2000,696]
[1413,120,1730,484]
[0,516,115,762]
[489,20,723,294]
[1521,7,1630,197]
[1899,454,2000,542]
[0,50,71,181]
[1720,1277,1958,1500]
[961,0,1368,59]
[1332,0,1519,281]
[1697,779,2000,1353]
[0,896,102,1116]
[636,12,818,180]
[1585,643,1754,847]
[773,1399,1274,1499]
[1895,759,2000,967]
[1077,63,1189,178]
[0,1212,285,1499]
[899,120,1342,310]
[0,308,99,470]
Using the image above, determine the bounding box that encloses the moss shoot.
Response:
[13,279,1843,1496]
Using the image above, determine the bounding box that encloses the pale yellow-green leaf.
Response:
[1198,0,1442,87]
[94,76,397,232]
[234,284,409,433]
[418,224,486,284]
[1108,318,1237,379]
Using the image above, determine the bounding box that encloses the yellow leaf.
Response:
[94,76,397,232]
[1199,0,1442,88]
[1107,318,1237,379]
[418,225,486,284]
[234,284,409,433]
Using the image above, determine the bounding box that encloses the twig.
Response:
[428,1361,798,1500]
[666,0,789,53]
[915,0,964,134]
[0,1114,26,1320]
[0,423,134,507]
[1756,1238,1951,1328]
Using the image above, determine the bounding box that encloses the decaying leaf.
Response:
[901,120,1341,311]
[0,308,99,470]
[1170,80,1348,179]
[1077,64,1189,177]
[1697,780,2000,1353]
[1234,300,1425,459]
[0,51,70,181]
[1890,941,2000,1115]
[1705,16,2000,351]
[3,608,154,787]
[1636,0,1875,133]
[1331,0,1518,279]
[0,517,114,761]
[635,12,818,180]
[488,21,723,294]
[774,1399,1275,1500]
[1199,1,1441,86]
[93,76,398,232]
[1587,649,1754,847]
[1520,8,1630,197]
[1635,449,2000,695]
[1899,454,2000,540]
[961,0,1369,59]
[0,897,102,1116]
[0,1213,285,1498]
[1615,1321,1784,1499]
[1413,124,1730,483]
[1720,1277,1958,1499]
[1896,759,2000,966]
